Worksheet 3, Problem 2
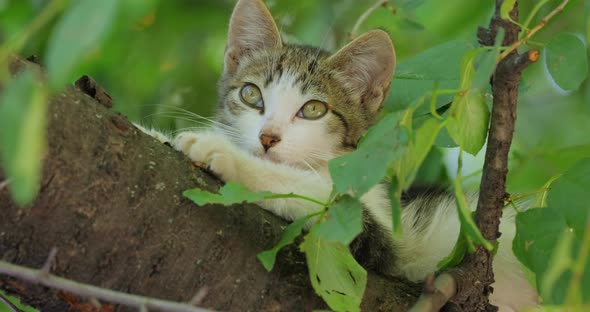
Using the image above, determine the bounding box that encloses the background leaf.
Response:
[387,40,471,112]
[544,32,588,91]
[45,0,119,90]
[547,159,590,237]
[513,158,590,304]
[0,69,47,206]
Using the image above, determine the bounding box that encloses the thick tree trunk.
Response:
[0,58,419,311]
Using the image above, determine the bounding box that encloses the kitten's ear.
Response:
[328,30,396,114]
[224,0,282,75]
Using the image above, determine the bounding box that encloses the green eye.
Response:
[298,100,328,120]
[239,83,263,109]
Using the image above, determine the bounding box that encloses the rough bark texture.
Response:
[447,1,531,311]
[0,57,420,311]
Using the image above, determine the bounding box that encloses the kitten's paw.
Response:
[174,132,201,155]
[174,131,239,180]
[134,123,172,144]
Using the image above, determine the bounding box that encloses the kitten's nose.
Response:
[259,133,281,152]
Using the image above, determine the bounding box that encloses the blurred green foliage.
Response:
[1,0,590,310]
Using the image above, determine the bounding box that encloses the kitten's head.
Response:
[216,0,396,170]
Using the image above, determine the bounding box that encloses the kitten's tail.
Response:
[372,191,539,311]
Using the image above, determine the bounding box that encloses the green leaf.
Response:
[45,0,119,90]
[437,226,468,269]
[547,158,590,237]
[257,213,317,271]
[183,182,274,206]
[0,290,39,312]
[393,116,444,189]
[545,33,589,91]
[397,17,425,31]
[387,40,472,112]
[329,113,408,197]
[120,0,157,22]
[500,0,516,20]
[446,89,490,155]
[315,195,363,245]
[0,70,48,206]
[453,176,493,251]
[300,227,367,312]
[513,208,590,304]
[532,175,560,208]
[388,177,404,239]
[540,230,576,302]
[472,29,504,88]
[513,208,566,276]
[513,158,590,304]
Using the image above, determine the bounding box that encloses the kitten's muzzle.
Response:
[259,133,281,152]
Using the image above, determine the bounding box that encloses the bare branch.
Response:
[0,260,213,312]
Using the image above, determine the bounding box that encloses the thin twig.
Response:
[499,0,569,60]
[41,247,58,275]
[0,179,10,191]
[408,273,457,312]
[349,0,388,39]
[0,260,214,312]
[189,287,209,306]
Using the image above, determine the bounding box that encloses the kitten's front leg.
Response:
[174,131,242,182]
[173,131,332,222]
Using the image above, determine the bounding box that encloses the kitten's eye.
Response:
[298,100,328,120]
[240,83,263,109]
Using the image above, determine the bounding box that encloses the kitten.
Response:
[141,0,538,310]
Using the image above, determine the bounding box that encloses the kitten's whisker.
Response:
[146,114,241,135]
[172,127,245,140]
[301,159,323,181]
[147,108,239,132]
[315,18,336,59]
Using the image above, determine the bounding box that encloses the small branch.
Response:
[189,287,209,306]
[40,247,57,275]
[0,260,213,312]
[0,179,9,191]
[409,273,457,312]
[499,0,568,60]
[349,0,388,39]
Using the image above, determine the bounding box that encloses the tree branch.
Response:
[0,57,420,311]
[0,260,212,312]
[446,1,537,310]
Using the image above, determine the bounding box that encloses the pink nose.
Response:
[259,133,281,152]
